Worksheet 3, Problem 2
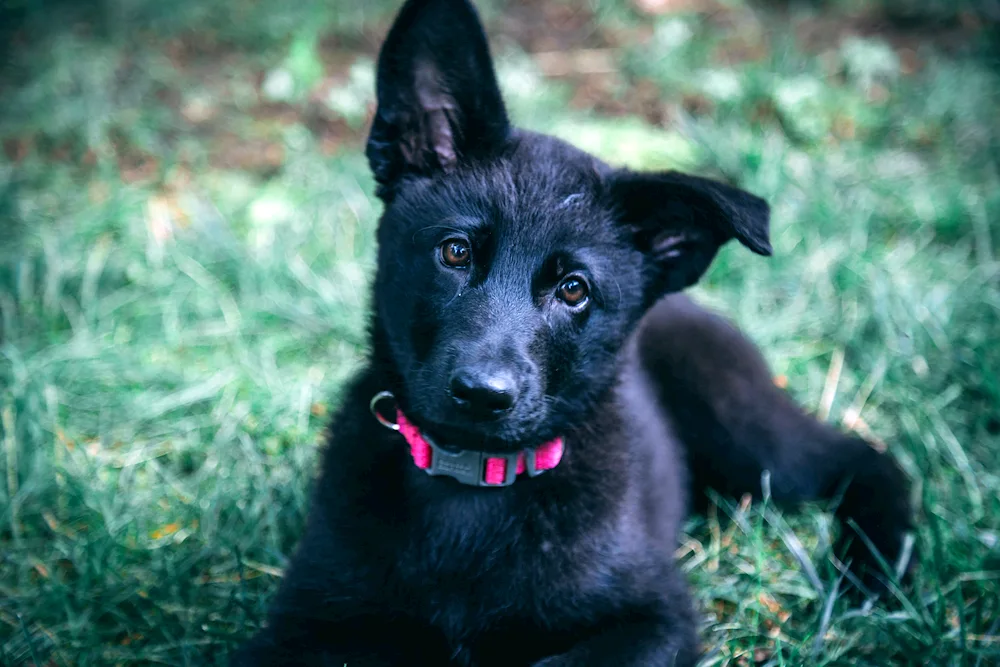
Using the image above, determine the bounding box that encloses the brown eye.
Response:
[440,239,471,268]
[557,275,589,307]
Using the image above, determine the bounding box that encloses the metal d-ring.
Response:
[369,390,400,431]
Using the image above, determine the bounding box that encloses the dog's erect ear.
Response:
[366,0,510,199]
[608,170,772,298]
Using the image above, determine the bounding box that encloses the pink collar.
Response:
[371,391,564,487]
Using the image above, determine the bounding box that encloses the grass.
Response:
[1,0,999,664]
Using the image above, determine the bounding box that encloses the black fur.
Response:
[235,1,914,664]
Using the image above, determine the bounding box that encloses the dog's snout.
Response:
[449,368,520,416]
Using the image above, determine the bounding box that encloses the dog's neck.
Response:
[390,407,564,487]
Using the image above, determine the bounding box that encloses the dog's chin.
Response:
[412,410,554,454]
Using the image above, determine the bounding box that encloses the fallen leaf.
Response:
[758,592,783,614]
[150,522,182,540]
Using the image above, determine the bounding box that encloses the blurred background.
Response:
[1,0,998,664]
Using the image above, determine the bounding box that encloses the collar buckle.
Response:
[523,447,543,477]
[423,434,520,487]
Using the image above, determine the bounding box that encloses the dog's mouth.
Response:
[373,391,554,454]
[417,420,536,454]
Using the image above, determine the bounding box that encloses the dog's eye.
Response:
[557,275,589,307]
[440,239,472,268]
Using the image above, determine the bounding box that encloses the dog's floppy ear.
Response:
[366,0,510,199]
[608,170,772,299]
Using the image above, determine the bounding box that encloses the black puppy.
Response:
[235,0,914,664]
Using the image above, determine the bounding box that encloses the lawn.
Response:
[1,0,998,665]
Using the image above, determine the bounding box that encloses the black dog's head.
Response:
[367,0,772,452]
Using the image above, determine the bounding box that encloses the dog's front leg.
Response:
[532,610,699,667]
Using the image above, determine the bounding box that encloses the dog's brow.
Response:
[411,216,484,241]
[442,215,486,231]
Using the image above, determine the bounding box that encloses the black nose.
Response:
[450,368,519,416]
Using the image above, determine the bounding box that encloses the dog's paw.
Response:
[828,438,916,595]
[833,458,917,597]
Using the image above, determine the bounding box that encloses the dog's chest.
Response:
[391,490,640,658]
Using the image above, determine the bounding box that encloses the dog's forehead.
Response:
[494,166,604,236]
[389,133,617,247]
[464,171,609,255]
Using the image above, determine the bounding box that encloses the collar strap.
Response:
[370,392,563,487]
[398,411,564,487]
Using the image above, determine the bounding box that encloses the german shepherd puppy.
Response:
[235,0,914,664]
